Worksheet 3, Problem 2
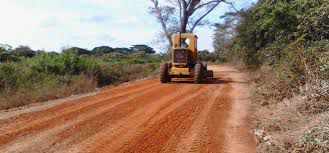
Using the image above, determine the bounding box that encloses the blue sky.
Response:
[0,0,257,52]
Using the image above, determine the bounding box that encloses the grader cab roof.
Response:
[172,33,198,51]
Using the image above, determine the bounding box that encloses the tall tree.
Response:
[130,45,156,54]
[11,46,36,58]
[213,11,241,56]
[149,0,234,48]
[62,47,91,56]
[0,44,12,51]
[92,46,114,55]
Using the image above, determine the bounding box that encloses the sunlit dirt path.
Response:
[0,65,255,153]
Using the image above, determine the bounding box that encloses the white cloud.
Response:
[82,0,150,9]
[0,0,157,51]
[0,0,86,50]
[82,0,123,8]
[114,16,141,24]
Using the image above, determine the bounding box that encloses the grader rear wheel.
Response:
[202,62,208,70]
[194,63,203,84]
[160,63,170,83]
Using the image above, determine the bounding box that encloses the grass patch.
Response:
[0,52,162,110]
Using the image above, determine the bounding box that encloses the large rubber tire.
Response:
[168,62,172,68]
[194,63,203,84]
[203,63,207,71]
[198,62,206,70]
[160,63,170,83]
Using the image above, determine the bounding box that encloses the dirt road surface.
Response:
[0,65,255,153]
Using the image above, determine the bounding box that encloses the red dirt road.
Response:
[0,65,255,153]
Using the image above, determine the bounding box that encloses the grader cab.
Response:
[160,33,213,83]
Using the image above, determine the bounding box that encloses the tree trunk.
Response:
[180,0,188,33]
[151,0,231,49]
[151,0,173,47]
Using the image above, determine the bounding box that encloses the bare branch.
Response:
[149,0,236,43]
[225,1,239,12]
[177,0,182,29]
[180,0,188,33]
[187,0,192,6]
[181,0,188,8]
[189,2,220,32]
[150,0,173,46]
[189,0,235,32]
[194,0,219,10]
[186,0,201,16]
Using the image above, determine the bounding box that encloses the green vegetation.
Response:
[214,0,328,152]
[0,45,163,109]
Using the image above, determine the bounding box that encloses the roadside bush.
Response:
[214,0,329,152]
[0,51,162,110]
[0,74,96,109]
[0,52,20,63]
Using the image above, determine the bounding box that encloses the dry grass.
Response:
[0,75,97,110]
[113,63,159,83]
[251,64,329,153]
[0,63,160,110]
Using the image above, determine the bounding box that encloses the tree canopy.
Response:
[11,46,35,58]
[130,45,156,54]
[92,46,114,55]
[149,0,234,48]
[214,0,329,64]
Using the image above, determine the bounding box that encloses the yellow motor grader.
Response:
[160,33,213,83]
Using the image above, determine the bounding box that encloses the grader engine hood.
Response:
[173,49,188,64]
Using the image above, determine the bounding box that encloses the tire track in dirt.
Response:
[0,82,167,153]
[163,86,224,153]
[113,90,210,153]
[0,65,256,153]
[52,84,195,153]
[0,80,158,129]
[0,81,161,146]
[81,85,212,153]
[222,71,256,153]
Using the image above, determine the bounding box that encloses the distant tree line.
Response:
[0,44,156,63]
[0,43,162,109]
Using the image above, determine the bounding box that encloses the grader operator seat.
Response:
[160,33,214,84]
